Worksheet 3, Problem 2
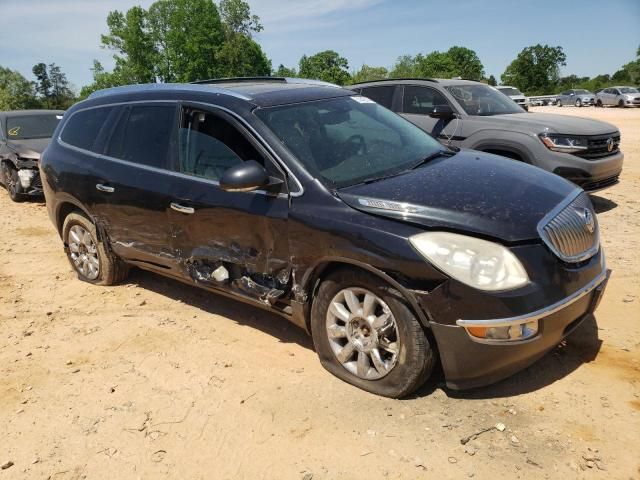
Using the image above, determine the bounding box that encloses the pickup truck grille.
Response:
[574,133,620,160]
[538,192,599,263]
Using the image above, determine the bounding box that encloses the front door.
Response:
[399,85,463,147]
[167,105,290,304]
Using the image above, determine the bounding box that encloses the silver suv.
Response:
[596,86,640,108]
[351,79,623,192]
[496,85,529,111]
[556,89,595,107]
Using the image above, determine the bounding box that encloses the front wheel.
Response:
[618,99,625,108]
[2,163,25,202]
[311,269,435,398]
[575,99,582,107]
[62,212,129,285]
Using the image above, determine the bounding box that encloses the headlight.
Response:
[539,133,588,153]
[409,232,529,291]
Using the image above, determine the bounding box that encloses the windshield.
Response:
[6,114,62,140]
[574,89,591,95]
[620,87,639,94]
[255,96,443,189]
[445,85,524,116]
[498,87,523,96]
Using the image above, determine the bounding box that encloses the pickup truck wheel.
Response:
[2,164,25,202]
[311,269,435,398]
[62,212,129,286]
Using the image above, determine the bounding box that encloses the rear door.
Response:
[166,104,290,302]
[96,102,180,271]
[399,85,463,146]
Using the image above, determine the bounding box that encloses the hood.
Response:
[477,112,618,136]
[338,150,578,243]
[6,138,51,160]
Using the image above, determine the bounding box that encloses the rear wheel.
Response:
[311,269,435,398]
[62,212,129,286]
[596,99,603,107]
[557,99,563,107]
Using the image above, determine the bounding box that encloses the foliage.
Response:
[501,44,566,95]
[443,46,484,80]
[0,67,39,110]
[299,50,351,85]
[388,46,484,80]
[32,63,75,109]
[487,74,497,86]
[351,64,389,84]
[219,0,263,37]
[273,64,297,77]
[216,34,271,78]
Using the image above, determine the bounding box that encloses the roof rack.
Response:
[190,77,341,88]
[350,78,439,85]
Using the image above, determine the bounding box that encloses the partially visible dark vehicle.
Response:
[41,79,609,398]
[0,110,63,201]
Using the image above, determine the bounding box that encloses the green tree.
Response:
[351,64,388,84]
[48,63,75,109]
[487,74,497,86]
[219,0,263,37]
[217,34,271,78]
[446,46,484,80]
[416,51,457,78]
[501,44,566,95]
[389,55,420,78]
[274,64,297,77]
[32,63,52,107]
[79,61,124,99]
[0,66,39,110]
[298,50,351,85]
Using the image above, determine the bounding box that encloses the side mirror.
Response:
[429,104,455,119]
[220,160,269,192]
[569,93,575,96]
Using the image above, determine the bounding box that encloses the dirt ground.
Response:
[1,105,639,480]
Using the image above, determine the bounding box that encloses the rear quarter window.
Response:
[60,107,115,153]
[359,86,396,109]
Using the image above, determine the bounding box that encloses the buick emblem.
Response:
[583,208,595,233]
[606,137,615,152]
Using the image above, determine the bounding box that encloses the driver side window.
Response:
[178,108,264,182]
[402,86,450,115]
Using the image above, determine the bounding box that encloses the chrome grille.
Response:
[538,192,599,263]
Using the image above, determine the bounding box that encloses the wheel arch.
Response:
[56,200,94,238]
[298,257,432,334]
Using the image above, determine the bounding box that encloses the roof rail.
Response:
[350,77,439,85]
[191,76,341,88]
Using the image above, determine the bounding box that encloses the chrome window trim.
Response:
[536,188,600,263]
[57,99,304,197]
[457,264,607,331]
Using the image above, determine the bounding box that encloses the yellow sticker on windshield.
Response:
[8,127,20,136]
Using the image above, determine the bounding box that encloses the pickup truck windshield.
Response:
[6,114,61,140]
[445,85,524,116]
[256,96,443,188]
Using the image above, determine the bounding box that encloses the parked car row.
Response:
[1,77,616,397]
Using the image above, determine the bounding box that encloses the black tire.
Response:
[575,99,582,107]
[618,99,625,108]
[311,268,435,398]
[596,99,603,108]
[557,100,563,107]
[62,212,129,286]
[2,163,25,202]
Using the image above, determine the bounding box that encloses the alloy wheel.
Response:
[68,225,100,280]
[326,287,400,380]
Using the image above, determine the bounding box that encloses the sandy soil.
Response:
[1,105,639,480]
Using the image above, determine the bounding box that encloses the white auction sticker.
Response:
[352,96,376,104]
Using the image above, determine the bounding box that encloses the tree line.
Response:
[1,0,639,111]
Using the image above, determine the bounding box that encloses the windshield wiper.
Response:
[408,149,456,170]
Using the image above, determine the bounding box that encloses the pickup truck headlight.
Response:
[539,133,588,153]
[409,232,529,291]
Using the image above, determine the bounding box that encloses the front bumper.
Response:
[17,168,43,195]
[431,268,610,390]
[552,150,624,192]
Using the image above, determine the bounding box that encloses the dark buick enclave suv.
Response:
[41,78,609,398]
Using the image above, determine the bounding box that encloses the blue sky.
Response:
[1,0,638,90]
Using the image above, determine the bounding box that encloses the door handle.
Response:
[170,202,195,214]
[96,183,115,193]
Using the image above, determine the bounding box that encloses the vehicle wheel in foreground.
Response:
[575,99,582,107]
[557,100,563,107]
[618,99,625,108]
[2,164,25,202]
[311,269,435,398]
[62,212,129,286]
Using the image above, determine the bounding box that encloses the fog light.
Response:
[465,321,538,342]
[17,169,36,189]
